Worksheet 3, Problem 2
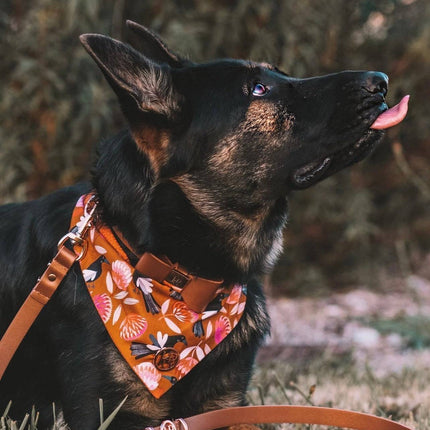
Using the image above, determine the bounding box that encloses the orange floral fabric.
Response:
[70,194,247,398]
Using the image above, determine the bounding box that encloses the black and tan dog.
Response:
[0,21,408,429]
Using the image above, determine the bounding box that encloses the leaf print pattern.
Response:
[71,193,247,399]
[95,245,107,255]
[106,272,114,294]
[164,318,181,333]
[112,305,122,325]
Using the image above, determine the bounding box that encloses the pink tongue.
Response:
[370,95,410,130]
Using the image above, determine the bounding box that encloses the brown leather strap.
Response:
[0,245,77,380]
[136,253,224,313]
[148,405,412,430]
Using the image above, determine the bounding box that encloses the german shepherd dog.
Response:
[0,21,408,429]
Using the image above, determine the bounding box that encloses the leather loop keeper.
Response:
[0,245,77,380]
[135,253,223,313]
[136,253,174,283]
[149,405,412,430]
[180,278,223,313]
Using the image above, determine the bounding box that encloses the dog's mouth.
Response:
[291,95,409,188]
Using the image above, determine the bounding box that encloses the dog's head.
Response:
[81,22,407,197]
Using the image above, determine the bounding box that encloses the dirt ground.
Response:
[259,259,430,377]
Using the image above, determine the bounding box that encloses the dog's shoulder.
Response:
[0,183,91,275]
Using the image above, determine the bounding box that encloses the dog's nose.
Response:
[363,71,388,96]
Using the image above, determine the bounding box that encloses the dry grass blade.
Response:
[97,397,128,430]
[17,414,28,430]
[273,373,293,404]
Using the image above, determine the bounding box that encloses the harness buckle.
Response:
[165,267,191,289]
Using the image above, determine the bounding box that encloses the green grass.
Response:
[3,354,429,429]
[369,315,430,349]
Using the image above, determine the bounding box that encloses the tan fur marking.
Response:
[133,128,170,175]
[210,102,293,171]
[209,134,238,170]
[245,100,279,134]
[246,100,295,135]
[203,391,244,412]
[283,112,295,131]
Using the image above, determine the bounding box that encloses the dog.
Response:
[0,21,408,429]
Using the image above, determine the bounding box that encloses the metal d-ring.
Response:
[176,418,188,430]
[160,420,177,430]
[145,418,188,430]
[57,232,87,261]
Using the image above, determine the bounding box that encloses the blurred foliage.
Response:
[370,315,430,349]
[0,0,429,294]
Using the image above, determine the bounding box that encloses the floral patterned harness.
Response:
[71,194,247,398]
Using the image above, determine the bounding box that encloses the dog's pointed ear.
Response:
[126,20,187,68]
[80,33,179,121]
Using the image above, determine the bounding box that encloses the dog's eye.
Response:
[252,83,269,96]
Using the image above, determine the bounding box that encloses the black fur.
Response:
[0,21,390,429]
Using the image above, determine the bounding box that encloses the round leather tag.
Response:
[154,347,179,371]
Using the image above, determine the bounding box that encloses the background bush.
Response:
[1,0,429,294]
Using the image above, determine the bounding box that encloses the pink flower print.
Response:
[214,315,231,344]
[111,260,132,290]
[172,302,199,323]
[226,284,242,304]
[133,362,161,391]
[93,293,112,323]
[120,313,148,341]
[176,357,198,376]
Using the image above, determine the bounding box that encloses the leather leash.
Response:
[148,405,413,430]
[0,245,77,379]
[0,196,97,380]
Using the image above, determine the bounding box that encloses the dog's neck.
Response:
[92,131,287,283]
[170,174,287,277]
